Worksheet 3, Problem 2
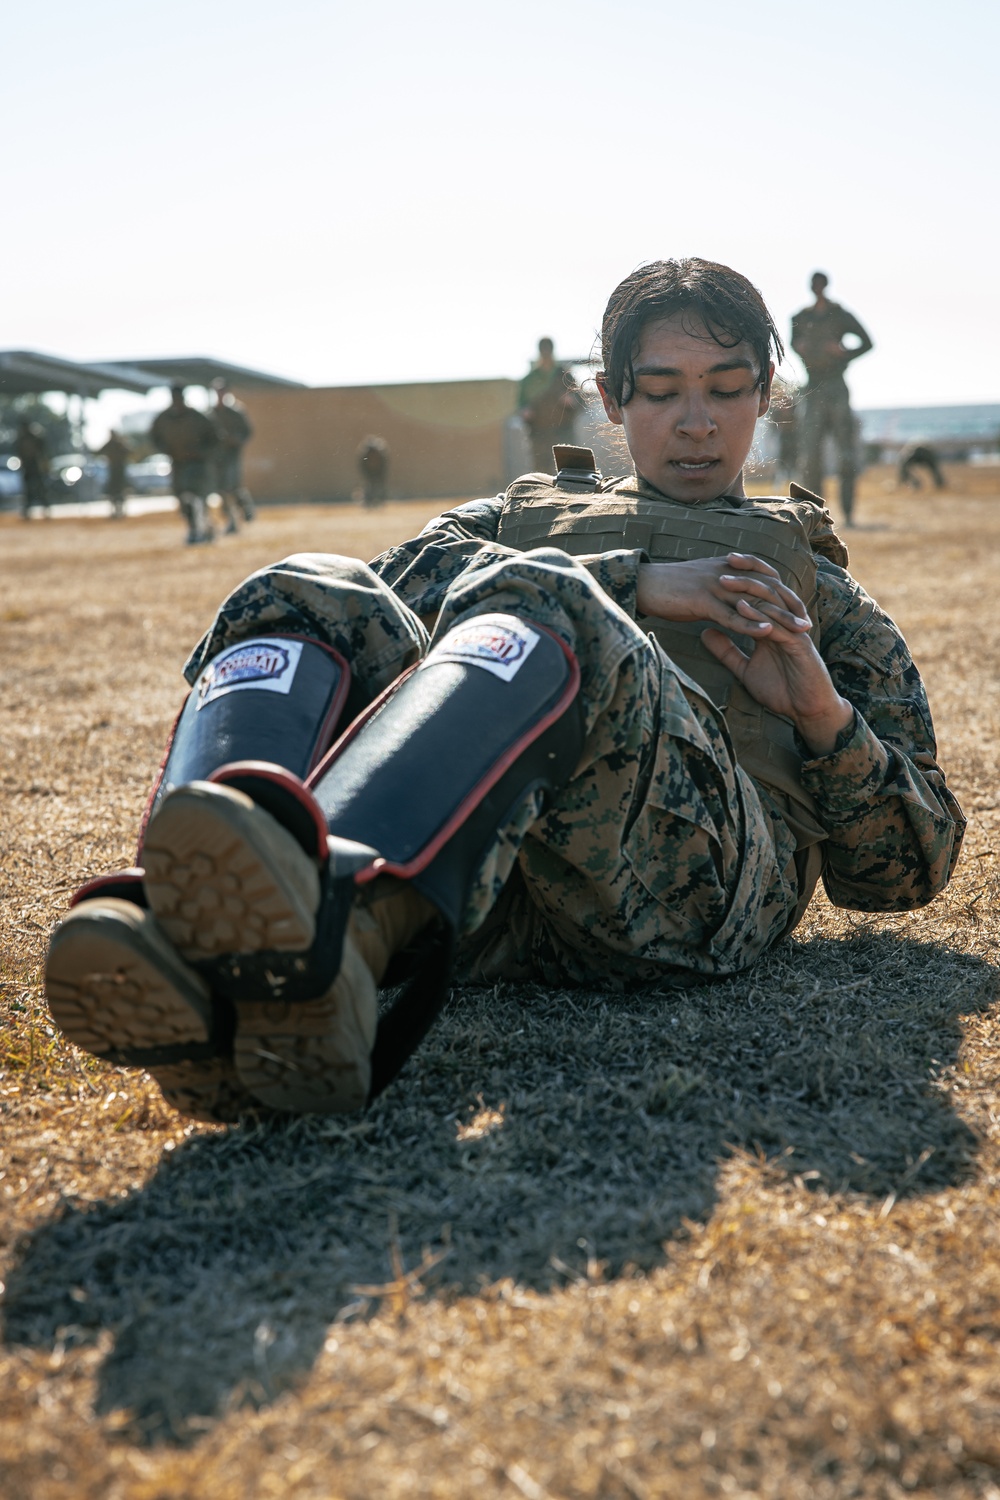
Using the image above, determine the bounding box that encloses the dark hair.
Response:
[600,258,784,406]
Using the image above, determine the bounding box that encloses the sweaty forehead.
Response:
[632,313,757,375]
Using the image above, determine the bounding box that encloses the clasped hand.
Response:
[635,553,853,756]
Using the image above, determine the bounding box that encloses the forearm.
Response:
[801,712,965,909]
[579,548,646,619]
[805,558,964,905]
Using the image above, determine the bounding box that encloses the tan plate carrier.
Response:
[497,458,851,913]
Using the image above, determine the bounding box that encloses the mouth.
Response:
[671,458,719,473]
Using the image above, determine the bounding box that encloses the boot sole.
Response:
[233,925,377,1114]
[143,782,373,1114]
[44,900,255,1122]
[143,783,320,961]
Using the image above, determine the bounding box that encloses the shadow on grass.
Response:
[2,930,996,1443]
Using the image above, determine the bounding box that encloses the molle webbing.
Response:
[497,484,833,851]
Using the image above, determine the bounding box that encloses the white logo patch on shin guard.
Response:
[432,615,540,682]
[196,637,304,707]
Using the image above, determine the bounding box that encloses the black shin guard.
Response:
[310,613,583,924]
[108,614,583,1101]
[307,612,585,1094]
[140,634,357,854]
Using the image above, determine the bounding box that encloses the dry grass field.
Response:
[2,468,999,1498]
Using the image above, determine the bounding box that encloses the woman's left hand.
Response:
[701,570,854,756]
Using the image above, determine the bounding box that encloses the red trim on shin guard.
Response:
[305,661,422,791]
[310,621,582,886]
[70,868,146,908]
[282,635,353,772]
[207,761,332,863]
[135,635,352,862]
[136,699,186,860]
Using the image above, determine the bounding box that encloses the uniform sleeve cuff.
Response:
[799,710,893,823]
[578,548,647,618]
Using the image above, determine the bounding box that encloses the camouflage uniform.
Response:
[183,482,964,989]
[150,405,218,496]
[151,403,219,541]
[517,361,583,474]
[791,299,873,522]
[211,398,255,524]
[97,433,130,518]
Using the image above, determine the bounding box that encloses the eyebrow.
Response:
[633,358,758,376]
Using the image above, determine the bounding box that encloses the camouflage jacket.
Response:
[212,400,253,450]
[151,406,218,463]
[371,489,966,913]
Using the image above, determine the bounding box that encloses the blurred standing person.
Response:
[211,379,255,533]
[15,419,49,520]
[791,272,872,526]
[356,435,389,507]
[98,430,131,519]
[518,337,583,473]
[151,386,218,545]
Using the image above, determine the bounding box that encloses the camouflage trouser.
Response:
[184,550,801,987]
[800,379,857,522]
[215,450,254,523]
[172,458,214,540]
[172,458,213,500]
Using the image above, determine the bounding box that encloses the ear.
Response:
[757,362,775,419]
[596,374,624,426]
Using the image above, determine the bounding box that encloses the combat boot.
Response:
[44,892,256,1124]
[141,781,435,1112]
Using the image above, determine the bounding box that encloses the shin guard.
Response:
[131,614,583,1103]
[309,612,585,1094]
[310,613,583,925]
[140,634,356,852]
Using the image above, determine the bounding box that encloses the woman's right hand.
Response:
[636,552,811,638]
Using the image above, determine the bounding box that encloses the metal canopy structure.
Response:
[0,350,159,398]
[107,356,307,392]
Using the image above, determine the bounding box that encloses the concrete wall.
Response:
[240,378,519,503]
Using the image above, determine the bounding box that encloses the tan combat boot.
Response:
[142,781,435,1114]
[44,898,258,1124]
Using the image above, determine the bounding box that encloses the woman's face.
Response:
[598,313,772,502]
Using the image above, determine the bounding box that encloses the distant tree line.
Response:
[0,395,72,455]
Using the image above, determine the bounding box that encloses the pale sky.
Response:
[4,0,997,428]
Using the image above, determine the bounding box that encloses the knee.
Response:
[268,552,377,583]
[446,546,603,608]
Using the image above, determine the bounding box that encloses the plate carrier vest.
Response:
[496,451,851,904]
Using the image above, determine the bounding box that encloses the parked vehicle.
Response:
[125,454,173,496]
[0,454,24,508]
[48,453,109,504]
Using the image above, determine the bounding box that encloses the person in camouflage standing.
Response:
[211,379,256,532]
[45,258,964,1125]
[356,434,390,506]
[150,386,218,545]
[15,419,50,519]
[791,271,873,526]
[518,337,583,473]
[97,430,131,519]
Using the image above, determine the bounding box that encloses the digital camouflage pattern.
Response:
[181,480,964,988]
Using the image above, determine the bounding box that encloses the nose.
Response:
[675,388,718,441]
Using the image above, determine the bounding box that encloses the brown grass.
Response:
[2,471,999,1499]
